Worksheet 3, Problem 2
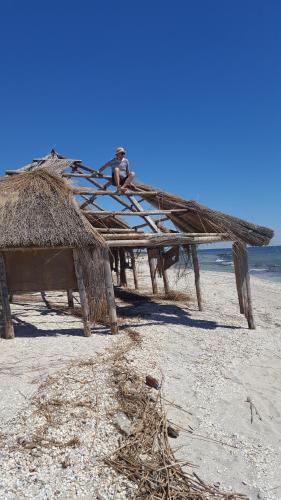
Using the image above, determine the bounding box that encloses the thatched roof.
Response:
[13,149,81,176]
[0,170,105,249]
[132,182,274,246]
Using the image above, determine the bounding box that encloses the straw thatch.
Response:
[0,169,105,249]
[15,149,80,176]
[132,182,274,246]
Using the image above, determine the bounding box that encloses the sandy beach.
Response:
[0,260,280,499]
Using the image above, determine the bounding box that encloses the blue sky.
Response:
[1,1,280,244]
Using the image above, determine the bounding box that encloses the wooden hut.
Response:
[0,169,117,339]
[6,150,274,331]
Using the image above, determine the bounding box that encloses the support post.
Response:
[73,250,91,337]
[129,250,139,290]
[113,249,120,286]
[191,245,203,311]
[0,253,15,339]
[147,248,158,294]
[104,250,118,334]
[232,243,244,314]
[233,242,255,329]
[159,250,170,295]
[119,248,127,287]
[67,289,74,308]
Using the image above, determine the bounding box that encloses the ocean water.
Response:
[196,245,281,283]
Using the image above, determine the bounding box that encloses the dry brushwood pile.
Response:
[0,327,247,499]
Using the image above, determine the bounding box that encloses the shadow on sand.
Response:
[115,287,241,331]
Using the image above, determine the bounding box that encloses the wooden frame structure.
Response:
[5,149,273,332]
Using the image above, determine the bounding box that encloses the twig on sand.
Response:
[104,328,246,499]
[245,396,262,424]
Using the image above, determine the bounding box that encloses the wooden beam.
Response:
[191,245,203,311]
[103,233,149,240]
[104,250,118,334]
[106,235,228,247]
[83,209,189,216]
[64,173,101,178]
[95,228,144,233]
[73,250,91,337]
[127,195,160,233]
[74,189,158,196]
[0,253,15,339]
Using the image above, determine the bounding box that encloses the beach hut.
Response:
[6,150,274,330]
[0,169,117,339]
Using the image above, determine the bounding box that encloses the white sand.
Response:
[0,263,280,499]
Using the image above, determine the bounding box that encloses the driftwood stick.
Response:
[0,253,15,339]
[191,245,203,311]
[148,249,158,294]
[104,250,118,334]
[67,289,74,308]
[73,250,91,337]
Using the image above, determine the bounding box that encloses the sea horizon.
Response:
[197,245,281,283]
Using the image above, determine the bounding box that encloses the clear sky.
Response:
[1,1,280,244]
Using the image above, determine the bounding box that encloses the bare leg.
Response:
[113,168,122,193]
[120,172,135,193]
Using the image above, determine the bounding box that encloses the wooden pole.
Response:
[73,250,91,337]
[191,245,203,311]
[119,248,127,287]
[67,289,74,308]
[0,253,15,339]
[243,248,255,330]
[147,249,158,294]
[113,249,120,286]
[238,243,255,329]
[104,250,118,334]
[232,242,244,314]
[129,250,139,290]
[162,266,170,295]
[232,242,255,329]
[105,235,228,247]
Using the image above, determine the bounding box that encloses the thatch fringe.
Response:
[0,170,106,249]
[75,246,108,323]
[133,182,273,246]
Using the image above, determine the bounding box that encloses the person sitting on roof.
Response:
[98,147,135,194]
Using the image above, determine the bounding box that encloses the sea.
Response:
[197,245,281,283]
